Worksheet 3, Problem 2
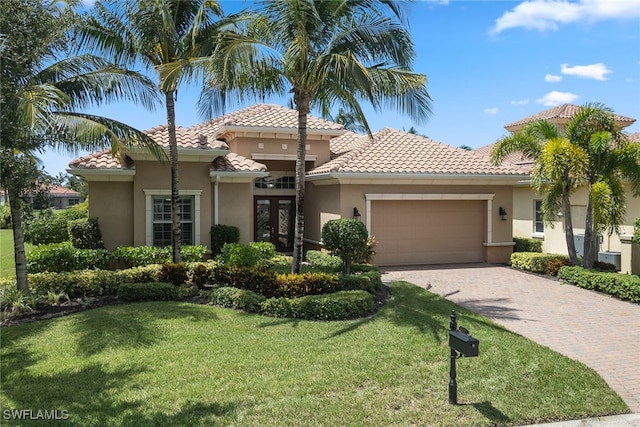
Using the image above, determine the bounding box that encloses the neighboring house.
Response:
[68,103,527,266]
[476,104,640,274]
[0,186,82,209]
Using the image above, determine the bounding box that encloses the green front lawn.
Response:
[0,229,33,279]
[1,281,627,426]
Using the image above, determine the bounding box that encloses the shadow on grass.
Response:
[2,356,243,426]
[71,302,218,356]
[454,401,511,425]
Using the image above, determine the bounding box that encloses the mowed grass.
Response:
[0,229,33,279]
[1,281,628,426]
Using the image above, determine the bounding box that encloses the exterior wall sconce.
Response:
[499,206,507,221]
[353,207,361,220]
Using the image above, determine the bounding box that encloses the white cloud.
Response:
[511,99,530,105]
[484,107,499,115]
[536,91,579,106]
[544,74,562,82]
[560,63,612,80]
[490,0,640,34]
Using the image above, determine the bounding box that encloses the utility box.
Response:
[449,329,479,357]
[598,251,621,271]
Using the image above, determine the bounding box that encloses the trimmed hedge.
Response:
[68,217,104,249]
[213,265,279,297]
[558,266,640,303]
[109,245,207,270]
[210,224,240,255]
[28,270,121,298]
[261,290,374,320]
[206,286,265,313]
[510,252,572,275]
[118,282,179,302]
[305,250,343,272]
[513,237,542,253]
[26,243,110,273]
[338,270,383,294]
[276,272,339,298]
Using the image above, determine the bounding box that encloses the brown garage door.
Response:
[371,200,484,266]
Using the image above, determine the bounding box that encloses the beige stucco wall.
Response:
[217,182,254,244]
[227,135,332,167]
[88,181,134,249]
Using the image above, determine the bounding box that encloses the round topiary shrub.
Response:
[322,219,371,274]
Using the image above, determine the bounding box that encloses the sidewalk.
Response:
[523,413,640,426]
[381,264,640,416]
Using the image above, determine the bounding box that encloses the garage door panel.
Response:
[371,200,484,266]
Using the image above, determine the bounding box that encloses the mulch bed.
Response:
[1,285,391,328]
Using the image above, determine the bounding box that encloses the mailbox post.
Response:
[448,310,479,404]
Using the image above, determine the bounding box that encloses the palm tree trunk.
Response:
[165,90,182,263]
[8,187,29,294]
[583,195,597,268]
[562,184,579,265]
[292,90,311,274]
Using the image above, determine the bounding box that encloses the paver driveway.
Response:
[380,264,640,412]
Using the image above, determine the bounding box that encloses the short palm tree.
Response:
[1,0,161,293]
[491,120,587,265]
[195,0,432,272]
[78,0,234,262]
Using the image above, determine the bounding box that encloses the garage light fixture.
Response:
[353,207,361,220]
[499,206,507,221]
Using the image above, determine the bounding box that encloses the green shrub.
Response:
[187,262,217,289]
[510,252,572,274]
[249,241,277,259]
[275,272,339,298]
[545,258,573,276]
[68,217,104,249]
[513,237,542,253]
[0,204,11,229]
[593,261,618,272]
[207,286,265,313]
[180,245,207,262]
[322,219,371,274]
[26,242,110,273]
[212,265,279,297]
[29,270,120,298]
[210,224,240,255]
[633,217,640,245]
[158,262,188,285]
[558,266,640,303]
[338,270,383,294]
[24,214,70,245]
[115,265,161,284]
[306,250,343,271]
[118,282,179,302]
[177,284,200,298]
[261,290,374,320]
[219,243,261,268]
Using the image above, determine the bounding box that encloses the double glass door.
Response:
[255,196,295,253]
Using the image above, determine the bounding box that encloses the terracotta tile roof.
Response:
[211,153,267,172]
[49,186,80,197]
[145,125,228,149]
[192,103,345,137]
[505,104,636,130]
[309,128,527,176]
[626,132,640,143]
[329,131,369,158]
[474,142,535,173]
[69,150,133,170]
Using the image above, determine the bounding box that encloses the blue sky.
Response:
[44,0,640,176]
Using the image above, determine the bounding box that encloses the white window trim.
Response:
[144,190,202,246]
[534,200,544,235]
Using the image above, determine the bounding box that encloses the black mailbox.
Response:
[449,329,479,357]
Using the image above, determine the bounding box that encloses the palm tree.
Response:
[491,120,588,265]
[1,0,161,293]
[196,0,431,273]
[566,103,640,268]
[78,0,233,263]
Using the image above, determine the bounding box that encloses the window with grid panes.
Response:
[534,200,544,233]
[152,196,194,246]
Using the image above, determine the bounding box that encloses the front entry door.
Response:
[255,196,295,253]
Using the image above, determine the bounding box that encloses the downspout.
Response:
[214,175,220,225]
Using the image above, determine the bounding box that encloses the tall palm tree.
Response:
[78,0,232,263]
[196,0,431,273]
[1,0,162,293]
[491,120,588,265]
[566,103,640,268]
